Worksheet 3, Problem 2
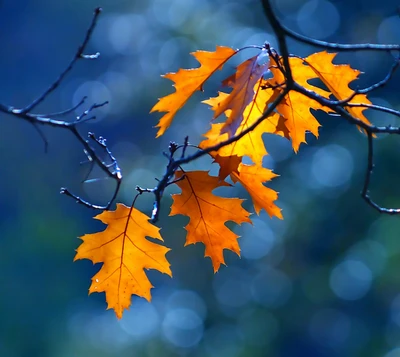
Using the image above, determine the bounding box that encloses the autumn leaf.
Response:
[198,78,282,218]
[200,83,282,170]
[74,48,378,318]
[273,92,324,152]
[231,163,282,218]
[212,49,271,136]
[268,55,331,152]
[212,154,242,181]
[267,52,373,151]
[150,46,237,137]
[74,204,172,319]
[170,170,252,272]
[304,51,372,127]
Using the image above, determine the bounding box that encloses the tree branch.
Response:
[140,0,400,219]
[0,8,122,210]
[260,0,400,52]
[22,8,102,113]
[138,89,289,223]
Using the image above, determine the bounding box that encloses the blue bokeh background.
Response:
[1,0,400,356]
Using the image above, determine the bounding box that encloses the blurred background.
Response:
[1,0,400,356]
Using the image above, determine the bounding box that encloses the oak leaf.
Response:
[150,46,237,137]
[212,154,242,181]
[200,81,283,169]
[304,51,372,127]
[268,52,372,151]
[74,204,172,319]
[268,56,330,152]
[170,170,251,272]
[213,49,271,136]
[231,163,282,218]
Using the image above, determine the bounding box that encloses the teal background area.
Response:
[1,0,400,356]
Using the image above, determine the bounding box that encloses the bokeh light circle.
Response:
[330,259,372,300]
[297,0,340,39]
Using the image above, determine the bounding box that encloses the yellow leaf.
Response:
[212,154,242,181]
[274,91,324,152]
[213,51,271,136]
[170,170,252,272]
[150,46,237,137]
[75,204,172,319]
[231,163,282,218]
[268,52,372,151]
[304,51,372,127]
[199,81,283,176]
[268,56,329,152]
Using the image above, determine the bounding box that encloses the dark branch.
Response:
[137,89,288,223]
[31,96,88,118]
[139,0,400,220]
[0,8,122,210]
[260,1,293,84]
[22,8,102,113]
[260,0,400,52]
[361,132,400,214]
[260,0,400,214]
[345,103,400,118]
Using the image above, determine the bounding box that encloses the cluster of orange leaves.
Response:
[75,46,372,318]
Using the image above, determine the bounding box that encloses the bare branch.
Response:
[260,1,293,84]
[344,103,400,119]
[31,96,88,118]
[135,0,400,218]
[22,7,102,113]
[361,132,400,214]
[259,0,400,215]
[0,8,122,210]
[260,0,400,52]
[137,89,288,223]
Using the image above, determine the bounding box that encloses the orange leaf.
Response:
[199,82,282,172]
[150,46,237,137]
[268,52,372,151]
[231,163,282,219]
[268,56,330,152]
[74,204,172,319]
[213,154,241,181]
[170,170,252,272]
[273,91,324,152]
[213,50,271,136]
[304,51,372,127]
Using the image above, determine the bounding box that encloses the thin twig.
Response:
[0,8,122,210]
[77,101,108,122]
[140,89,288,223]
[361,132,400,214]
[260,1,293,84]
[260,0,400,52]
[22,8,102,113]
[31,96,88,118]
[136,0,400,219]
[345,103,400,118]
